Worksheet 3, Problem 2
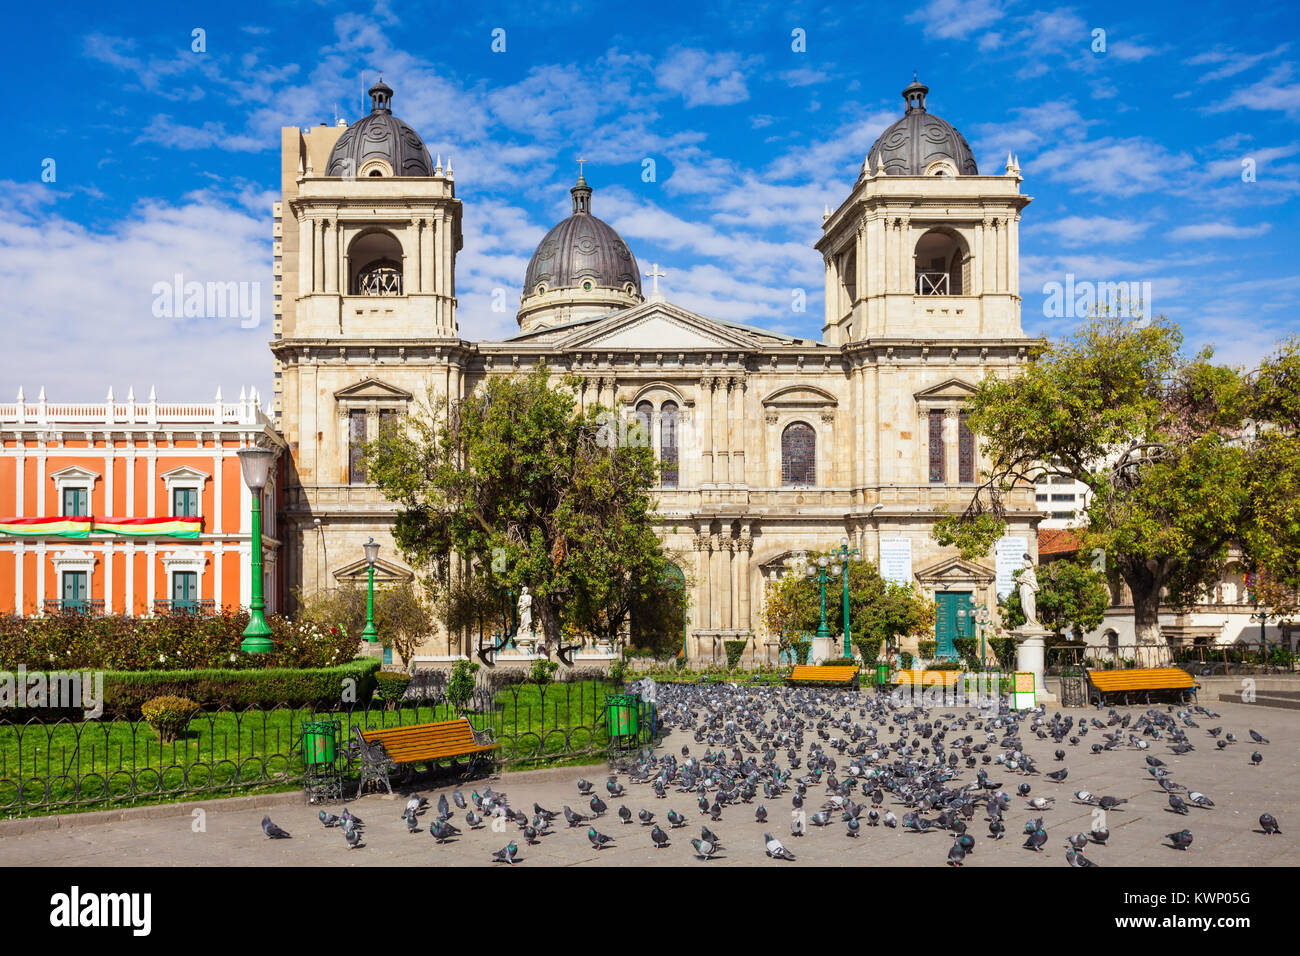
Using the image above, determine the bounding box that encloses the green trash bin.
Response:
[302,720,339,766]
[606,694,640,738]
[875,663,890,687]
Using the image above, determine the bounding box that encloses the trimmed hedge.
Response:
[723,640,748,669]
[917,640,937,659]
[0,608,357,671]
[852,637,883,663]
[4,659,382,718]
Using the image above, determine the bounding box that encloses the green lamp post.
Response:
[361,537,380,643]
[237,445,276,654]
[803,555,839,643]
[831,537,862,658]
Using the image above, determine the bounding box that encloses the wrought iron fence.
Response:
[0,678,652,817]
[1045,641,1297,675]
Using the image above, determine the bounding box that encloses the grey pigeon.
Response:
[588,827,614,850]
[261,816,290,839]
[690,837,717,859]
[1249,729,1268,744]
[650,824,669,849]
[344,825,362,849]
[638,809,654,826]
[1166,829,1193,850]
[764,833,795,860]
[589,795,607,817]
[405,812,420,834]
[947,841,965,866]
[452,790,467,809]
[490,842,518,864]
[1168,794,1189,815]
[618,805,632,825]
[318,811,339,828]
[1066,848,1098,867]
[667,809,685,828]
[1188,791,1214,808]
[1260,813,1281,835]
[577,779,594,794]
[1090,825,1109,845]
[1251,751,1263,766]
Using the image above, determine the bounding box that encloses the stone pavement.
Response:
[0,695,1294,867]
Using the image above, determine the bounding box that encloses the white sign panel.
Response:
[879,538,913,586]
[996,536,1028,599]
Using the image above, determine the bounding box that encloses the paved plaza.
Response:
[1,687,1295,867]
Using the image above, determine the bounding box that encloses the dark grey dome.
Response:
[866,79,978,176]
[325,80,436,177]
[523,177,641,296]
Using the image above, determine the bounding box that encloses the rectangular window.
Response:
[1036,494,1049,502]
[928,410,945,483]
[378,408,398,439]
[173,571,199,611]
[61,487,88,517]
[348,410,368,484]
[1051,493,1074,503]
[958,412,975,483]
[61,570,88,610]
[172,487,199,517]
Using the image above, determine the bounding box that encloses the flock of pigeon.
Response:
[258,682,1284,865]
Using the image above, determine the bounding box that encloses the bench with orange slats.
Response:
[787,664,860,685]
[891,669,962,689]
[352,718,497,798]
[1085,667,1197,706]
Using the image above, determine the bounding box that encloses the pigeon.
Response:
[1260,813,1281,835]
[847,818,861,837]
[261,816,290,839]
[523,825,539,845]
[589,795,608,817]
[1068,832,1089,850]
[667,809,686,829]
[1066,848,1099,867]
[651,825,670,849]
[318,811,339,828]
[690,837,718,859]
[1090,825,1109,845]
[405,812,421,834]
[564,806,588,828]
[437,794,451,821]
[340,808,363,828]
[606,776,626,797]
[1097,796,1127,810]
[1251,751,1263,766]
[883,811,898,829]
[404,795,425,819]
[867,809,880,827]
[764,833,796,860]
[452,790,467,809]
[1188,791,1215,809]
[638,809,655,826]
[947,842,966,866]
[1168,794,1190,815]
[1166,829,1193,851]
[1249,730,1269,744]
[989,819,1005,840]
[588,827,614,850]
[577,779,594,794]
[1023,827,1048,852]
[618,805,633,825]
[755,805,768,824]
[466,810,484,829]
[1027,796,1055,810]
[490,842,518,864]
[429,819,459,843]
[344,825,362,849]
[1046,768,1068,784]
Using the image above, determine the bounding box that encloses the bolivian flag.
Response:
[0,516,92,538]
[95,517,201,538]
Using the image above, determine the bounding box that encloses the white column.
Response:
[146,443,156,516]
[104,542,113,615]
[323,220,337,294]
[104,437,114,515]
[125,451,135,517]
[36,542,46,613]
[299,217,313,293]
[14,446,23,516]
[214,543,223,611]
[125,540,135,617]
[212,443,223,534]
[15,540,23,614]
[146,542,156,615]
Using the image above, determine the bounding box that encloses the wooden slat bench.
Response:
[892,669,962,689]
[351,718,498,798]
[1085,668,1197,707]
[787,665,860,686]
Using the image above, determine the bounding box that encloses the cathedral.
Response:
[270,77,1042,665]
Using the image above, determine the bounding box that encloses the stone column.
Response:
[823,253,836,327]
[299,217,314,294]
[730,375,746,485]
[737,529,753,633]
[701,378,715,484]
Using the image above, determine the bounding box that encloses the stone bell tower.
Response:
[271,79,466,613]
[816,78,1031,344]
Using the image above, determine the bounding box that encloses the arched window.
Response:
[633,401,653,450]
[349,231,404,295]
[1106,629,1119,657]
[914,228,969,295]
[781,422,816,486]
[660,402,679,487]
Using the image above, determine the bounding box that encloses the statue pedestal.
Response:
[811,636,837,665]
[1014,625,1058,704]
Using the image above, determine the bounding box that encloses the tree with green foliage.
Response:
[295,581,434,663]
[1001,558,1110,640]
[934,316,1300,647]
[365,363,687,654]
[760,556,934,660]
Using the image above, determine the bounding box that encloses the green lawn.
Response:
[0,680,629,817]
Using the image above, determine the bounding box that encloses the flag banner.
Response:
[94,516,202,538]
[0,516,92,538]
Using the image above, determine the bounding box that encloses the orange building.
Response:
[0,387,283,617]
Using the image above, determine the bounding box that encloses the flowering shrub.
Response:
[0,609,357,671]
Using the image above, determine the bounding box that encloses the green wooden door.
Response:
[62,571,88,611]
[173,571,198,611]
[934,592,971,660]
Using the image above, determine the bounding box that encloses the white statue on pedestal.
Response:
[516,587,534,650]
[1018,554,1040,628]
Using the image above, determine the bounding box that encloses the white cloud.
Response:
[905,0,1005,40]
[1036,215,1153,245]
[1167,221,1272,240]
[655,48,752,107]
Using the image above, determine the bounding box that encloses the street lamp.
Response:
[361,537,380,643]
[804,554,841,643]
[831,536,862,657]
[237,445,276,654]
[971,602,991,670]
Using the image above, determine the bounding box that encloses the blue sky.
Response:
[1,0,1297,402]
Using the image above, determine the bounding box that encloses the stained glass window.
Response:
[781,422,816,486]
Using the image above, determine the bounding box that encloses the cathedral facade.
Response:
[270,78,1042,665]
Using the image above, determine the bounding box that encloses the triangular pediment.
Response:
[913,378,978,402]
[332,556,415,585]
[761,384,839,408]
[553,300,806,353]
[915,554,995,584]
[333,377,413,402]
